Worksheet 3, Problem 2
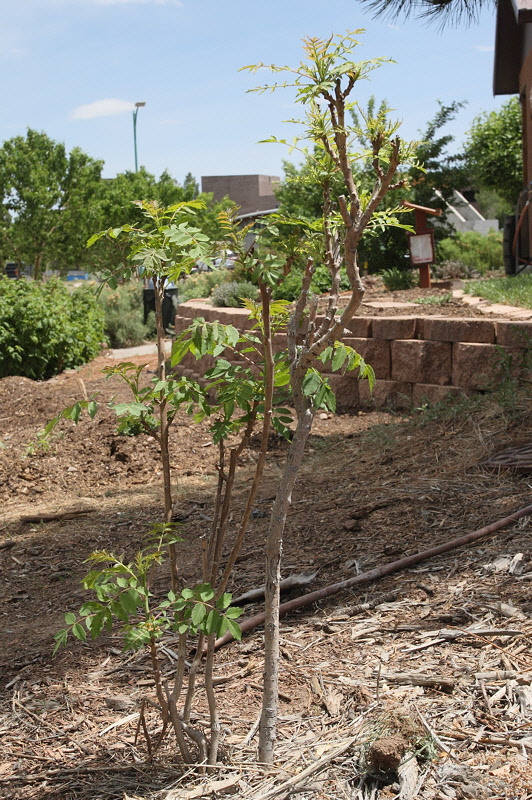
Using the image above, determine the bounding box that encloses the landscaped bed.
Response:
[1,315,532,797]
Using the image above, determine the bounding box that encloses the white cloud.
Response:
[473,45,494,52]
[71,98,136,119]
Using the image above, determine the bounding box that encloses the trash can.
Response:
[503,215,517,276]
[5,261,19,279]
[143,286,178,330]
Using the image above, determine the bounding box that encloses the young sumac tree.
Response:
[243,31,419,762]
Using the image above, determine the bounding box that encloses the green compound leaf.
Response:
[191,602,207,627]
[71,623,87,642]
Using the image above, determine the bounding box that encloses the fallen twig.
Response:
[20,507,97,523]
[441,728,532,750]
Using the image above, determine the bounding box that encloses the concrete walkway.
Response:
[452,288,532,320]
[106,340,173,359]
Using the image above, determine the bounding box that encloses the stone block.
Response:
[359,379,412,409]
[344,316,372,337]
[423,317,496,343]
[371,317,419,340]
[391,340,452,385]
[177,299,211,320]
[174,315,190,334]
[412,383,470,407]
[495,320,532,348]
[342,337,390,379]
[272,332,288,352]
[326,374,360,409]
[177,300,251,329]
[214,307,253,328]
[452,342,523,390]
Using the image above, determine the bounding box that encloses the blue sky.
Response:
[1,0,504,185]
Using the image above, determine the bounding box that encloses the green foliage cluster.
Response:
[0,277,104,380]
[436,229,503,273]
[413,292,453,305]
[464,98,522,208]
[380,267,417,290]
[178,269,232,303]
[54,527,242,655]
[88,170,234,274]
[465,274,532,309]
[271,263,352,301]
[210,280,258,307]
[0,130,103,280]
[275,99,467,276]
[98,282,151,348]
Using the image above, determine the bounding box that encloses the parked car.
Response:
[192,250,238,273]
[66,270,89,281]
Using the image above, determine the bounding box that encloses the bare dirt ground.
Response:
[2,290,532,799]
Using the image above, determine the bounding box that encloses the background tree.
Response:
[90,169,235,274]
[183,171,200,199]
[276,99,466,275]
[464,96,522,210]
[0,129,103,279]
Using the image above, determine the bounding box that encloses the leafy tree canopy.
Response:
[0,129,103,279]
[276,99,467,273]
[90,169,235,274]
[464,96,522,208]
[0,125,230,278]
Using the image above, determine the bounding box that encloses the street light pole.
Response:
[133,101,146,172]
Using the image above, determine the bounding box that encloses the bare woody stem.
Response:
[154,277,178,591]
[217,283,275,596]
[205,633,220,765]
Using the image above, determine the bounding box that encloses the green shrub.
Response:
[273,264,351,302]
[273,271,303,301]
[311,264,351,295]
[210,281,258,307]
[380,267,417,290]
[0,277,104,380]
[431,259,473,280]
[179,269,232,303]
[98,283,151,348]
[436,230,503,273]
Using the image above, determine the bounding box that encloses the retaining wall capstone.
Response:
[174,301,532,410]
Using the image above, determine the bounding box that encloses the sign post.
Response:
[403,201,442,289]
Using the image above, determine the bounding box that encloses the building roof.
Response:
[494,0,532,95]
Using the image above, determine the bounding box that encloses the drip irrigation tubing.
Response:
[214,501,532,650]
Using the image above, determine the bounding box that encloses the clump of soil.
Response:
[368,734,409,773]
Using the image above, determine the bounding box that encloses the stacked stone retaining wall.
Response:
[174,300,532,410]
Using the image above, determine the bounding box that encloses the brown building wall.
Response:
[519,48,532,259]
[519,47,532,186]
[201,174,280,216]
